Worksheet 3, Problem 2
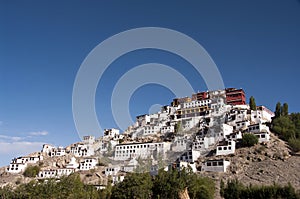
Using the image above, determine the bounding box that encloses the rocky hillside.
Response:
[199,132,300,198]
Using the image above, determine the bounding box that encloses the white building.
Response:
[114,142,171,161]
[37,168,75,178]
[104,128,120,138]
[160,125,175,134]
[246,123,270,134]
[70,143,94,157]
[143,125,160,135]
[79,158,97,170]
[66,157,79,169]
[104,166,120,176]
[7,162,27,173]
[178,150,201,162]
[56,168,75,177]
[42,144,55,154]
[216,140,236,156]
[201,159,230,172]
[38,169,57,178]
[253,132,270,143]
[182,99,211,109]
[136,114,150,127]
[83,136,95,144]
[226,131,242,141]
[50,147,66,157]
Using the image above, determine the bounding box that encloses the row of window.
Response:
[206,161,224,166]
[218,146,232,151]
[116,144,162,150]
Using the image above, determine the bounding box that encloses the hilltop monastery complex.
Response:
[6,88,275,185]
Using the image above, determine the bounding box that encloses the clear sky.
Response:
[1,1,300,166]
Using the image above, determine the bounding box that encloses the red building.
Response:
[191,91,209,101]
[225,88,246,105]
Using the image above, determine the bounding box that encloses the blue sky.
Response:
[1,1,300,166]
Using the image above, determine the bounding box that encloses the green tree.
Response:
[242,133,258,147]
[288,138,300,152]
[282,103,289,116]
[275,102,281,118]
[272,116,296,140]
[23,165,40,177]
[111,172,153,199]
[249,96,257,111]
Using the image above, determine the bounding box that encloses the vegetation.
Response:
[271,102,300,152]
[0,170,215,199]
[241,133,258,147]
[23,165,40,177]
[0,174,99,199]
[221,179,300,199]
[249,96,257,111]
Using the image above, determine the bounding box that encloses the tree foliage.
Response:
[0,173,100,199]
[23,165,40,177]
[221,179,300,199]
[111,172,153,199]
[242,133,258,147]
[272,102,300,152]
[275,102,282,118]
[110,168,215,199]
[249,96,257,111]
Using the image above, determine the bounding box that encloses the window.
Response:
[218,147,222,150]
[213,162,217,166]
[224,147,227,150]
[207,162,211,166]
[261,134,266,138]
[218,161,224,166]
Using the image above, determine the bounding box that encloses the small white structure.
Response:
[104,128,120,138]
[216,140,236,156]
[83,136,95,144]
[136,114,150,127]
[105,166,120,176]
[38,168,75,178]
[70,143,94,157]
[50,147,66,157]
[160,125,175,134]
[246,123,270,134]
[178,150,201,163]
[38,169,57,178]
[226,131,242,141]
[79,158,97,170]
[66,157,79,169]
[7,162,27,173]
[201,159,230,172]
[7,155,42,173]
[56,168,75,177]
[42,144,55,154]
[253,132,270,143]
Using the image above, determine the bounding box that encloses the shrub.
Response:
[288,138,300,152]
[23,165,40,177]
[242,133,258,147]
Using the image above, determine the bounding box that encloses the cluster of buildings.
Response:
[6,88,275,185]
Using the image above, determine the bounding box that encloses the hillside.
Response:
[199,132,300,198]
